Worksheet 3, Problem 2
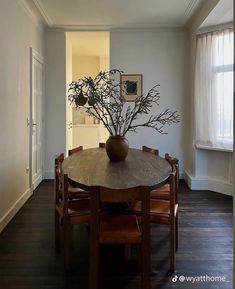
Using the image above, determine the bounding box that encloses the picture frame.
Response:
[120,74,143,102]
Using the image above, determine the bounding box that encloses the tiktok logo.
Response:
[172,275,178,282]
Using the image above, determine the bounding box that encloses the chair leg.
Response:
[55,209,60,252]
[141,242,150,289]
[90,190,99,289]
[175,216,178,251]
[136,244,142,268]
[124,244,131,261]
[170,218,176,271]
[90,238,99,289]
[63,220,70,270]
[141,222,150,289]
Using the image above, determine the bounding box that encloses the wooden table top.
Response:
[62,148,172,190]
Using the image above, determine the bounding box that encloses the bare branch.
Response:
[68,69,180,137]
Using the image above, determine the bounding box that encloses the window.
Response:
[195,28,234,150]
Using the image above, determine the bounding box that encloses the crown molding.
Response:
[27,0,199,31]
[50,24,186,32]
[32,0,53,26]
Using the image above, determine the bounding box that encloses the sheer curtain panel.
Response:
[194,28,234,150]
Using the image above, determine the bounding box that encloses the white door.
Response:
[66,34,73,152]
[30,48,43,191]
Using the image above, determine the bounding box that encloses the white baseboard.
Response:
[43,170,54,179]
[184,170,233,196]
[0,188,32,233]
[33,173,43,190]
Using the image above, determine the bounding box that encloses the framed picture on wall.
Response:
[120,74,143,102]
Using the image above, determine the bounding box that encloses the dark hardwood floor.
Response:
[0,181,232,289]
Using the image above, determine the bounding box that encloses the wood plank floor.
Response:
[0,181,232,289]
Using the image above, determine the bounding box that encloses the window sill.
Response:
[195,144,233,153]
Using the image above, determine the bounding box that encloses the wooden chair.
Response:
[151,154,179,201]
[68,146,90,200]
[89,186,151,289]
[55,172,90,270]
[131,170,178,271]
[55,153,89,200]
[142,146,179,201]
[142,146,179,252]
[99,142,106,148]
[68,145,83,156]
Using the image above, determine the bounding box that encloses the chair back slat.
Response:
[169,169,176,217]
[100,186,143,203]
[54,153,64,203]
[165,153,178,168]
[68,146,83,156]
[61,173,69,217]
[142,145,159,156]
[99,143,106,148]
[56,154,64,180]
[165,153,179,203]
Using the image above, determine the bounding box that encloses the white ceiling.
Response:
[33,0,204,28]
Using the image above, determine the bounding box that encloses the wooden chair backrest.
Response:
[100,186,146,203]
[61,173,69,217]
[68,146,83,156]
[169,169,177,215]
[165,153,178,168]
[90,185,151,216]
[142,147,179,204]
[142,145,159,156]
[89,185,151,289]
[99,143,106,148]
[60,172,90,219]
[165,154,179,204]
[54,153,64,203]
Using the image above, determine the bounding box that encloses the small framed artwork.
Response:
[121,74,143,102]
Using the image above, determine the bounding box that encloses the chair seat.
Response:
[68,184,90,199]
[150,189,170,200]
[152,183,170,192]
[131,199,178,224]
[99,215,141,244]
[58,184,90,200]
[150,184,170,200]
[56,199,90,224]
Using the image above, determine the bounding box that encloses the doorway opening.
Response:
[65,32,110,152]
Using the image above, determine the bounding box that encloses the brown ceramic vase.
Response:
[106,136,129,161]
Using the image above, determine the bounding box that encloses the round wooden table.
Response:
[62,148,171,190]
[63,148,171,287]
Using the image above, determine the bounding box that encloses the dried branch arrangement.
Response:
[68,69,180,136]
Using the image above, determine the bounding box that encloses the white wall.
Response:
[0,0,45,231]
[110,30,187,177]
[184,0,233,195]
[44,29,66,178]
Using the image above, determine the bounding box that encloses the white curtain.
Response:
[194,28,234,150]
